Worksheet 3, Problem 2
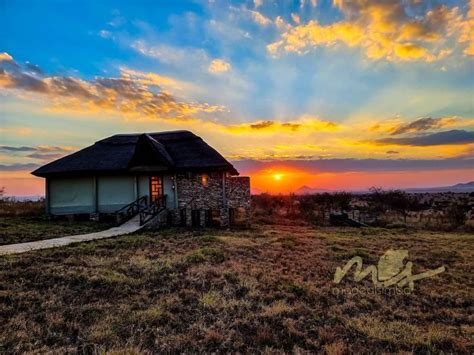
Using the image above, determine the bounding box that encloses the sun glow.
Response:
[273,173,283,181]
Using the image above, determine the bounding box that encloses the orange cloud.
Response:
[208,59,232,74]
[223,116,339,134]
[0,54,226,121]
[369,116,472,135]
[0,52,13,61]
[459,0,474,55]
[268,0,469,61]
[120,68,195,93]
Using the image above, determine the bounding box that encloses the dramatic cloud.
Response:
[0,145,74,163]
[0,163,40,171]
[0,145,73,153]
[26,153,65,161]
[390,117,458,135]
[268,0,472,61]
[0,146,36,152]
[1,54,346,137]
[0,53,225,121]
[208,59,232,74]
[233,157,474,173]
[224,116,338,134]
[459,0,474,55]
[376,130,474,146]
[368,116,473,135]
[120,68,196,94]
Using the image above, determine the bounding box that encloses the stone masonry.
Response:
[172,172,250,227]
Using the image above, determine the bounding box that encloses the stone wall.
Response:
[227,176,251,227]
[172,172,251,227]
[176,172,225,210]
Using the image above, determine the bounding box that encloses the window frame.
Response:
[149,175,164,202]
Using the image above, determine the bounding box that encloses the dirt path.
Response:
[0,216,142,256]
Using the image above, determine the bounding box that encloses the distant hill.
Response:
[292,181,474,195]
[295,185,333,194]
[404,181,474,193]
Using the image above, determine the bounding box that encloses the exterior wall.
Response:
[163,174,177,209]
[173,172,251,227]
[46,172,251,227]
[176,172,225,210]
[175,172,225,227]
[227,176,251,227]
[137,175,149,199]
[97,176,136,213]
[49,177,95,214]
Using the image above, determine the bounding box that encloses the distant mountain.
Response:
[292,181,474,195]
[295,185,334,195]
[404,181,474,193]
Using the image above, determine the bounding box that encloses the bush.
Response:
[0,195,45,216]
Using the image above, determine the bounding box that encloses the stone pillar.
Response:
[200,209,206,227]
[244,207,251,228]
[170,209,181,226]
[186,207,192,227]
[220,208,230,227]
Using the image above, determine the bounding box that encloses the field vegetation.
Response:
[0,190,472,352]
[0,190,112,245]
[1,224,472,352]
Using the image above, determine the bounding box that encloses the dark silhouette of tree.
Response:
[368,187,411,222]
[445,204,468,228]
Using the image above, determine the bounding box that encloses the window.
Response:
[150,176,163,202]
[201,174,209,187]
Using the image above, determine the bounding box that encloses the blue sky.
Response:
[1,0,473,194]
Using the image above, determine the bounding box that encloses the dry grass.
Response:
[0,198,45,216]
[0,216,114,245]
[0,225,472,353]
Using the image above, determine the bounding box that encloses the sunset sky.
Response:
[1,0,473,196]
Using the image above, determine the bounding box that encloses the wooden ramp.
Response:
[0,215,143,256]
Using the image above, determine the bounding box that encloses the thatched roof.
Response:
[32,131,238,177]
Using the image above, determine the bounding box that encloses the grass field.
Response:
[0,216,114,246]
[0,224,472,353]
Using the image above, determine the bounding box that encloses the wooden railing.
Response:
[114,195,148,225]
[140,195,167,225]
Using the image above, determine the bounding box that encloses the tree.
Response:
[445,204,468,228]
[368,187,411,222]
[332,191,353,211]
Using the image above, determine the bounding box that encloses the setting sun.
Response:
[273,173,283,181]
